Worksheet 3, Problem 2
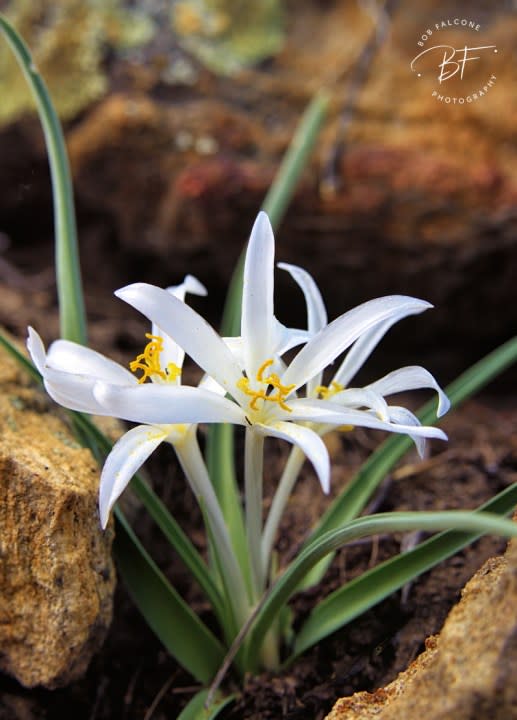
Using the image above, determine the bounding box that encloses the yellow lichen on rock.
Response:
[0,0,154,127]
[171,0,285,75]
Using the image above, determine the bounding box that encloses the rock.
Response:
[0,334,115,689]
[325,520,517,720]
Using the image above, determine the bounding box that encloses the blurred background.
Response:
[0,0,516,382]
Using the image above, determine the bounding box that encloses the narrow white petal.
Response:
[242,211,275,378]
[333,315,407,387]
[278,262,328,333]
[115,283,243,394]
[47,339,135,385]
[288,399,448,441]
[367,366,451,417]
[43,378,108,415]
[198,373,226,395]
[271,318,310,355]
[27,327,46,374]
[257,421,330,493]
[153,274,208,373]
[332,388,390,421]
[99,424,166,528]
[282,296,432,391]
[387,406,427,458]
[168,274,207,301]
[93,382,247,426]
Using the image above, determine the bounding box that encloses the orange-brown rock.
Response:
[325,523,517,720]
[0,336,115,688]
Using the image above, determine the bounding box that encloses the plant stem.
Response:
[261,446,305,573]
[244,429,265,597]
[175,430,250,629]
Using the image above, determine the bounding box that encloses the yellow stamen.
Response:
[130,333,181,384]
[237,358,296,413]
[315,381,344,399]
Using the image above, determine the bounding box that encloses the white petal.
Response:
[43,378,108,414]
[288,399,448,441]
[153,274,208,374]
[333,316,406,387]
[27,327,46,374]
[99,424,166,528]
[257,420,330,493]
[332,388,390,421]
[271,318,310,355]
[387,406,426,458]
[168,274,207,301]
[282,296,432,391]
[242,211,275,378]
[367,366,450,417]
[277,262,328,333]
[115,283,243,394]
[47,339,135,385]
[93,382,247,426]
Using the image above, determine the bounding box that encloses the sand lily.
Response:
[105,212,448,591]
[27,275,254,621]
[260,261,450,567]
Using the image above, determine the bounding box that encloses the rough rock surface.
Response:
[325,519,517,720]
[0,336,115,689]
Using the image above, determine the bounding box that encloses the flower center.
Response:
[130,333,181,384]
[236,358,295,413]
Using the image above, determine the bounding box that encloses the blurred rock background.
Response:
[0,0,516,381]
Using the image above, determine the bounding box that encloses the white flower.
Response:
[27,275,243,528]
[105,212,447,496]
[279,260,450,457]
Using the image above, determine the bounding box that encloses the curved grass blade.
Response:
[0,15,87,344]
[292,482,517,658]
[177,689,236,720]
[245,507,517,662]
[300,335,517,587]
[114,508,225,684]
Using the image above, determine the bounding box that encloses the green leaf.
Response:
[245,505,517,662]
[114,507,225,684]
[300,335,517,587]
[292,482,517,658]
[0,14,87,344]
[177,689,236,720]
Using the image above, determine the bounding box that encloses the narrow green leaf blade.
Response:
[301,335,517,586]
[114,508,225,684]
[177,689,236,720]
[246,503,517,661]
[293,482,517,657]
[0,14,87,344]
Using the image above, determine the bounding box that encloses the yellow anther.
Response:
[166,362,182,382]
[315,381,344,399]
[338,424,354,432]
[256,359,274,382]
[130,334,181,384]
